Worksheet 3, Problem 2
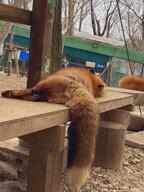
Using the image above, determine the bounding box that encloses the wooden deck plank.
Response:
[0,91,134,141]
[0,98,69,125]
[0,138,29,159]
[97,91,133,113]
[108,87,144,106]
[126,131,144,148]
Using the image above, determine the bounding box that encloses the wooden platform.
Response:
[0,91,134,192]
[0,98,69,141]
[108,87,144,106]
[126,131,144,148]
[0,138,29,159]
[0,91,133,141]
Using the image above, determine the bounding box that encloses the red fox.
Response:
[118,75,144,91]
[2,67,107,190]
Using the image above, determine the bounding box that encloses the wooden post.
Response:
[7,26,14,76]
[27,0,57,88]
[7,47,12,76]
[23,125,66,192]
[94,120,126,169]
[94,109,130,169]
[14,48,20,77]
[107,61,112,86]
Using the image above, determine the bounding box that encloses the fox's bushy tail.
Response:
[66,88,99,190]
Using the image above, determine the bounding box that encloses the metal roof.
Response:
[73,31,125,47]
[64,35,144,65]
[0,22,144,64]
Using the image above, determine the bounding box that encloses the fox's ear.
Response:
[98,84,105,92]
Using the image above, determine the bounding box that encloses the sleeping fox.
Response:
[118,75,144,91]
[2,67,107,190]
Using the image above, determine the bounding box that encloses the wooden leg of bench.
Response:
[94,109,130,169]
[27,145,64,192]
[24,125,66,192]
[94,120,126,169]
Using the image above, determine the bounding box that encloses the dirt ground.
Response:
[0,73,144,192]
[0,72,27,94]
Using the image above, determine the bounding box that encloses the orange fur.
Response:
[118,75,144,91]
[2,67,107,190]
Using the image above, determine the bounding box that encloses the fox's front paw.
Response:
[2,90,13,98]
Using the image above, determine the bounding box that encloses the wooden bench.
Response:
[108,87,144,106]
[108,87,144,131]
[0,90,134,192]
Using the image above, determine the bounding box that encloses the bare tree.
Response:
[90,0,96,35]
[4,0,32,9]
[63,0,68,31]
[79,0,90,31]
[62,0,93,34]
[119,0,144,51]
[22,0,32,10]
[90,0,118,37]
[66,0,75,34]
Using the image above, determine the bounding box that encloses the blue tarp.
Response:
[19,51,29,61]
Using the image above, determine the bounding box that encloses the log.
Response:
[94,109,130,169]
[94,120,126,169]
[101,109,130,127]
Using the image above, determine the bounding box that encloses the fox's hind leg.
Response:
[22,94,42,101]
[2,88,33,98]
[1,88,46,101]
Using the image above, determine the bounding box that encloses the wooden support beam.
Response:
[25,126,66,192]
[5,43,28,50]
[27,0,57,87]
[0,3,31,25]
[94,120,126,169]
[94,109,130,169]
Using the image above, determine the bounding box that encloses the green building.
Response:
[0,22,144,86]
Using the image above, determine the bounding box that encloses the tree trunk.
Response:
[78,0,85,32]
[142,14,144,42]
[63,0,68,31]
[90,0,96,35]
[7,25,14,76]
[49,0,62,74]
[27,0,57,87]
[67,0,74,35]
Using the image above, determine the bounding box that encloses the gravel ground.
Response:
[0,72,26,94]
[0,73,144,192]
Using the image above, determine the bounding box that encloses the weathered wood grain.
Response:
[0,91,133,141]
[27,0,56,87]
[108,87,144,105]
[0,3,31,25]
[27,126,66,192]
